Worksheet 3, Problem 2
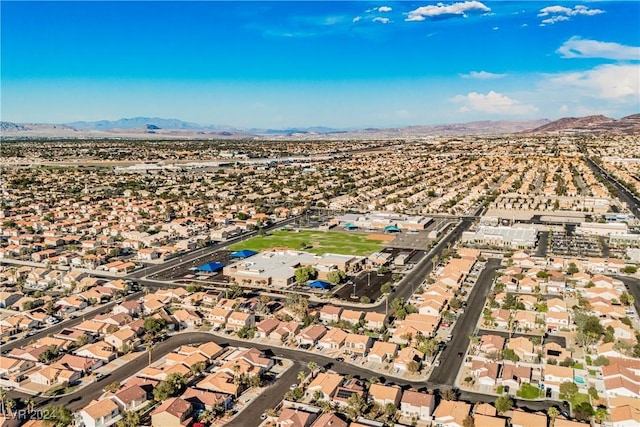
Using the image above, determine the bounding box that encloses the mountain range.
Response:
[1,114,638,139]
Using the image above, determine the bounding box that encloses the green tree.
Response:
[592,355,610,366]
[574,402,595,422]
[463,415,475,427]
[346,393,368,420]
[620,292,635,306]
[547,407,560,422]
[153,373,186,401]
[143,317,167,338]
[381,282,392,294]
[495,395,513,415]
[43,405,73,427]
[295,265,317,283]
[624,265,638,274]
[567,262,579,274]
[104,381,121,393]
[502,348,520,362]
[116,411,140,427]
[326,270,346,285]
[559,381,578,399]
[440,388,457,401]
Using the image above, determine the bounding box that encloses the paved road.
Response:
[1,291,144,353]
[429,258,501,385]
[8,326,558,417]
[611,275,640,316]
[225,361,301,427]
[585,157,640,218]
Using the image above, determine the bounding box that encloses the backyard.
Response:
[228,230,387,256]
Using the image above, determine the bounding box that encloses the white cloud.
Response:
[452,91,538,115]
[377,6,392,13]
[557,37,640,60]
[559,105,569,114]
[406,1,490,22]
[492,26,499,30]
[352,16,362,23]
[460,71,506,80]
[373,17,390,24]
[544,64,640,100]
[540,16,569,25]
[538,4,603,25]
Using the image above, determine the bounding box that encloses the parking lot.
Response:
[548,227,604,257]
[333,270,392,302]
[151,250,233,281]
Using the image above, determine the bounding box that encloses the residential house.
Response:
[108,385,148,412]
[500,364,532,392]
[276,408,317,427]
[400,390,435,421]
[367,341,398,364]
[318,328,348,351]
[432,400,471,427]
[470,360,500,387]
[507,337,537,363]
[207,307,231,330]
[343,334,372,356]
[305,372,344,401]
[543,365,574,393]
[364,312,387,330]
[104,329,138,352]
[296,325,327,347]
[225,312,255,332]
[319,305,343,324]
[310,413,347,427]
[608,405,640,427]
[150,397,193,427]
[394,347,424,373]
[478,335,505,356]
[510,411,547,427]
[368,383,402,406]
[79,399,120,427]
[256,318,281,338]
[181,388,232,412]
[340,309,364,325]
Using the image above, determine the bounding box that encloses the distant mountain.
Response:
[3,115,638,139]
[526,114,640,134]
[66,117,206,131]
[402,119,551,136]
[1,122,26,132]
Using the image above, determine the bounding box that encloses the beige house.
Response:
[79,399,120,427]
[151,397,193,427]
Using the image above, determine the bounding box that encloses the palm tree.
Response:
[0,389,5,416]
[307,361,319,379]
[24,398,35,414]
[116,411,140,427]
[594,407,608,423]
[297,370,307,385]
[198,409,215,424]
[5,399,15,418]
[547,407,560,423]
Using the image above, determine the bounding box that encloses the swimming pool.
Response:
[574,376,586,385]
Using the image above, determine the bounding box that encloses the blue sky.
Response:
[2,1,639,128]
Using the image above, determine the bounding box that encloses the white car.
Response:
[289,383,298,390]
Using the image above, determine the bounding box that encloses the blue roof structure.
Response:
[195,262,225,272]
[308,280,332,289]
[384,225,400,232]
[230,249,258,259]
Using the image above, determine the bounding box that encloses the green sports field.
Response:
[228,230,386,256]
